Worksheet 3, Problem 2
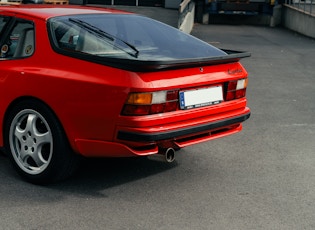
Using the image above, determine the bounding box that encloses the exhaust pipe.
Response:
[164,148,176,163]
[147,148,176,163]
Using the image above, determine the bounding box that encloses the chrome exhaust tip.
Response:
[164,148,175,163]
[147,148,176,163]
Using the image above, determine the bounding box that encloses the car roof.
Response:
[0,5,131,20]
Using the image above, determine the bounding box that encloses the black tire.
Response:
[4,99,80,184]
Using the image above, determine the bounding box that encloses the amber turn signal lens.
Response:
[126,93,152,105]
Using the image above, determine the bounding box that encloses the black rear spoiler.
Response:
[59,48,251,72]
[100,49,250,72]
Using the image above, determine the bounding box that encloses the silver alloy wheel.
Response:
[9,109,53,175]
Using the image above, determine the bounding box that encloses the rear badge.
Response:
[228,68,243,75]
[199,67,203,73]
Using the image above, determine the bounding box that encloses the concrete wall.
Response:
[179,4,195,33]
[282,4,315,38]
[178,1,195,34]
[165,0,181,9]
[270,5,282,27]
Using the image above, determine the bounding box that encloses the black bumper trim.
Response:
[117,112,250,142]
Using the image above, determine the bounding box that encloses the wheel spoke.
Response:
[13,124,29,162]
[32,148,47,168]
[25,114,37,135]
[19,145,29,162]
[14,125,26,141]
[35,131,52,146]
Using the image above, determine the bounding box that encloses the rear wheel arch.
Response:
[3,97,80,184]
[3,97,66,145]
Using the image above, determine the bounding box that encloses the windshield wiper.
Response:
[69,18,139,58]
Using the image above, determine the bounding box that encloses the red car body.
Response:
[0,5,250,183]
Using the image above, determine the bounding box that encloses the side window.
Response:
[0,16,10,34]
[0,19,34,59]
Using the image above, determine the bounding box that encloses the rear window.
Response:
[48,14,226,61]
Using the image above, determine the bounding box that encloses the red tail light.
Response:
[225,78,248,101]
[122,90,179,116]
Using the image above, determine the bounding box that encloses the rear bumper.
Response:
[117,112,250,142]
[75,109,250,157]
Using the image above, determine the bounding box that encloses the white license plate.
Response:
[179,86,223,110]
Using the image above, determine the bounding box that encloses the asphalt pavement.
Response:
[1,5,315,230]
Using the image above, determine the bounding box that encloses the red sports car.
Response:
[0,5,250,184]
